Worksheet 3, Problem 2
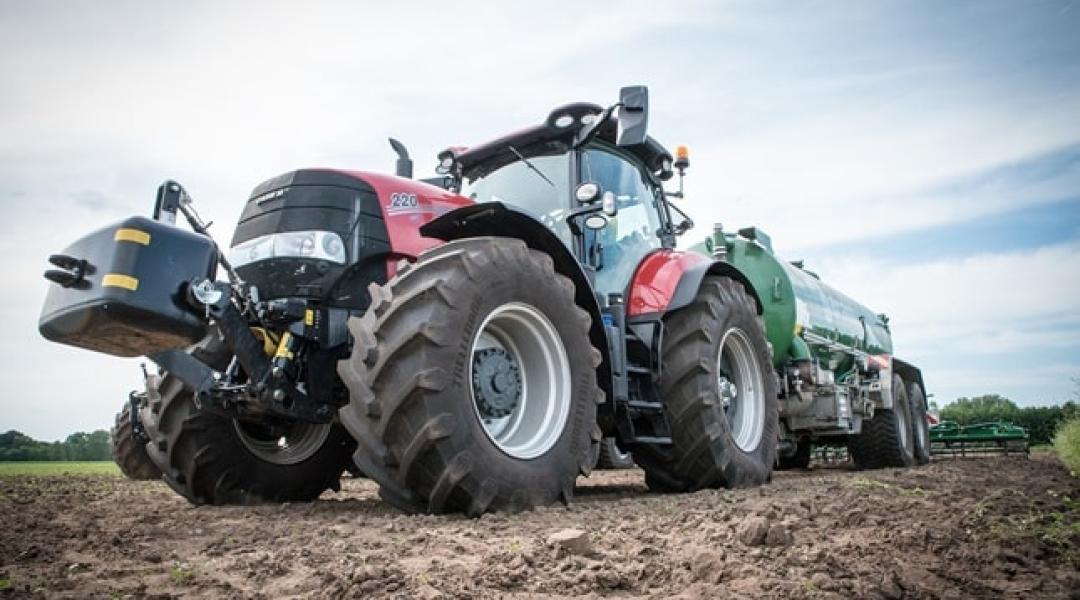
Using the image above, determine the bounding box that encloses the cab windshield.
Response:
[461,152,572,244]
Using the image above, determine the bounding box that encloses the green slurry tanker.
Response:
[691,227,929,470]
[41,85,927,514]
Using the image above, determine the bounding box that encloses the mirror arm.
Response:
[664,198,694,236]
[573,103,621,149]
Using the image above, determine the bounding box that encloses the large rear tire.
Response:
[908,381,931,465]
[848,374,916,469]
[111,391,161,481]
[635,275,779,492]
[338,238,602,515]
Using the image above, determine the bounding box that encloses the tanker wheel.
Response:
[338,237,602,516]
[596,437,635,469]
[111,391,161,481]
[848,374,915,469]
[635,275,779,492]
[776,440,812,470]
[907,381,931,465]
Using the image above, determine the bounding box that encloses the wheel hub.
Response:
[472,347,522,419]
[718,374,738,410]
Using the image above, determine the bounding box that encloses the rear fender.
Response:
[419,202,613,407]
[627,252,764,318]
[892,357,926,410]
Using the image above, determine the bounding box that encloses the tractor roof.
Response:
[444,102,674,182]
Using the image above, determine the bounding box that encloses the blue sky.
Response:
[2,0,1078,439]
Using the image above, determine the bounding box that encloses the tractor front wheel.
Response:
[140,337,355,505]
[111,390,161,481]
[635,275,779,492]
[338,237,602,515]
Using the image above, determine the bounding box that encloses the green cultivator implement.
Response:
[929,421,1029,456]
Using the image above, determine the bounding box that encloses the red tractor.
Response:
[41,87,780,512]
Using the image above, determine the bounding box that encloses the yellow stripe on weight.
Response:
[114,228,151,245]
[102,273,139,291]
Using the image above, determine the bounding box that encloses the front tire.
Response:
[338,238,602,515]
[848,374,916,469]
[142,375,355,504]
[111,391,161,481]
[635,275,779,492]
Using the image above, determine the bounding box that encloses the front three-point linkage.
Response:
[183,277,334,425]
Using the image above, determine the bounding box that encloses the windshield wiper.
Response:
[508,145,555,188]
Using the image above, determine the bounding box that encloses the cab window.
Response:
[580,147,663,296]
[461,152,572,245]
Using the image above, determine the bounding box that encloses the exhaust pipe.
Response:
[388,138,413,179]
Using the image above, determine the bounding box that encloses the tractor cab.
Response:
[434,87,691,299]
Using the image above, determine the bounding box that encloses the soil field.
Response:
[1,455,1077,599]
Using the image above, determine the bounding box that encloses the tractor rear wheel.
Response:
[597,438,635,469]
[111,391,161,481]
[776,440,812,470]
[848,374,916,469]
[338,237,602,515]
[635,275,779,492]
[908,381,931,465]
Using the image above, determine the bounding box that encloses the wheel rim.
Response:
[716,327,766,453]
[469,302,572,460]
[916,418,929,452]
[233,419,332,465]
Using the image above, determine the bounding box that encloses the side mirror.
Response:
[616,85,648,146]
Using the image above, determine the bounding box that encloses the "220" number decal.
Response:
[388,192,419,212]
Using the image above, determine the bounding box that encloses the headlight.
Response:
[229,230,347,268]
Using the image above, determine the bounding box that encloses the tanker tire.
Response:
[908,381,931,465]
[111,396,161,480]
[635,275,779,492]
[848,374,916,469]
[596,438,635,469]
[338,237,602,516]
[776,440,812,470]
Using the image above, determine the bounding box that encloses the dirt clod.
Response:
[765,523,794,547]
[738,515,771,546]
[547,528,591,555]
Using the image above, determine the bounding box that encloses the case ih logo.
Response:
[387,192,420,213]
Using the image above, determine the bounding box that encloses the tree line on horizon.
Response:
[0,429,111,461]
[1,389,1076,461]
